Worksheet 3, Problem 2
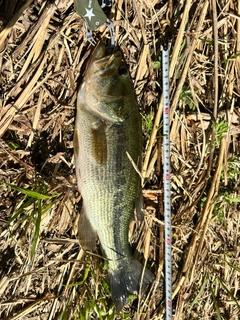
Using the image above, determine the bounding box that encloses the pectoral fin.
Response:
[91,119,107,165]
[78,205,97,250]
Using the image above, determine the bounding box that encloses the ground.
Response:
[0,0,239,319]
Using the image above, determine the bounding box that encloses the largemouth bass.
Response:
[74,41,154,311]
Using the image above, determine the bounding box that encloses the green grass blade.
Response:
[226,197,240,203]
[210,281,222,320]
[41,199,58,215]
[219,258,240,272]
[188,275,209,312]
[30,200,42,262]
[223,52,240,62]
[58,300,70,320]
[5,197,35,227]
[217,276,240,309]
[68,264,89,287]
[1,181,59,199]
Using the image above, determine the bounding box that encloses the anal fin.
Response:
[78,204,97,250]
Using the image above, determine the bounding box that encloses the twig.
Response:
[142,0,193,180]
[174,135,226,298]
[212,0,219,121]
[0,0,35,50]
[170,0,209,120]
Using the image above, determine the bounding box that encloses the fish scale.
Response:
[74,41,154,311]
[77,119,139,263]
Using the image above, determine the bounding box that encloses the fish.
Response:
[74,41,154,311]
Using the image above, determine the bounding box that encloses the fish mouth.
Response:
[91,41,119,61]
[95,52,122,72]
[90,41,125,74]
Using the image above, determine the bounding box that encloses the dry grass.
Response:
[0,0,240,319]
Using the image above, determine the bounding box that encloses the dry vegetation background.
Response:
[0,0,240,319]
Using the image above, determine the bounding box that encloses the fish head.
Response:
[81,41,136,122]
[85,41,133,97]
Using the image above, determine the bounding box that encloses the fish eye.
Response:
[118,67,128,76]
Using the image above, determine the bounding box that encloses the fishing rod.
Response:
[162,42,172,319]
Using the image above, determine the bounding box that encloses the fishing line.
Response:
[162,42,172,320]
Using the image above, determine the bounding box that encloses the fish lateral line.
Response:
[85,249,126,262]
[104,245,127,260]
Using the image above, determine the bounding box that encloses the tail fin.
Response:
[108,259,154,312]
